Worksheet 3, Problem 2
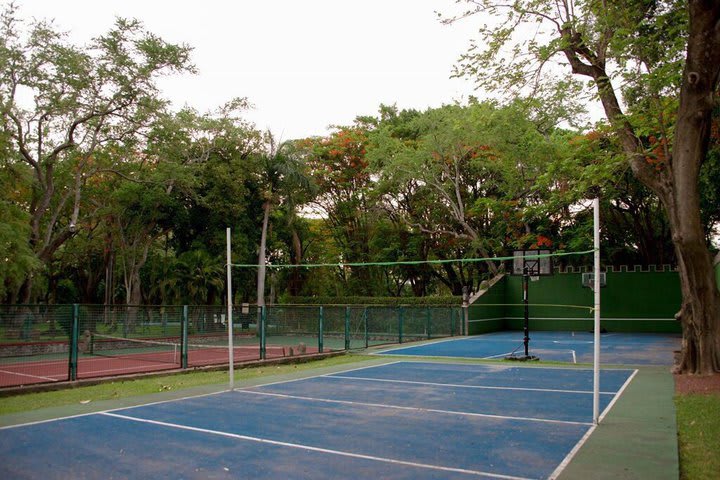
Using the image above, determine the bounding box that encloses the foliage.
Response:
[443,0,720,373]
[366,101,567,290]
[0,4,194,302]
[3,3,718,319]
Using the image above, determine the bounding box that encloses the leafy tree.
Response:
[0,166,40,302]
[0,5,193,302]
[252,135,314,306]
[444,0,720,373]
[300,126,380,295]
[534,128,677,266]
[174,249,225,305]
[367,102,562,292]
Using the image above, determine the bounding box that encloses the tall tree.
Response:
[301,126,379,295]
[444,0,720,373]
[254,135,314,306]
[0,6,193,302]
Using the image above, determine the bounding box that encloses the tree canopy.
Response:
[1,3,718,373]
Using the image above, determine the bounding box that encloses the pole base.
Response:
[505,355,540,362]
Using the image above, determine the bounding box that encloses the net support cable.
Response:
[229,249,595,269]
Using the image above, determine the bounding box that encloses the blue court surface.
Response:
[378,331,680,365]
[0,361,635,480]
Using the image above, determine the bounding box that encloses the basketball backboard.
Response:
[512,249,553,276]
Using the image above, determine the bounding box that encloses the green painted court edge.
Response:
[556,366,678,479]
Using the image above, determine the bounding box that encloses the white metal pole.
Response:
[226,227,234,390]
[593,198,601,424]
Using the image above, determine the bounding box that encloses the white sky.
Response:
[17,0,481,140]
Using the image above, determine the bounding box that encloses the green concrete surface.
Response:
[558,367,678,479]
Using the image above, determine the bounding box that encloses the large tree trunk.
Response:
[256,200,271,307]
[663,0,720,373]
[672,230,720,373]
[561,0,720,373]
[288,228,303,296]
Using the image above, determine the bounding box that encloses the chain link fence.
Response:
[0,304,463,388]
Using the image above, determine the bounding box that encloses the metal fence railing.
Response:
[0,304,463,388]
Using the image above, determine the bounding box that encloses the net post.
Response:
[344,306,350,350]
[398,306,404,344]
[523,266,530,357]
[318,306,324,354]
[593,198,601,424]
[260,305,267,360]
[226,227,234,390]
[69,304,79,381]
[181,305,189,369]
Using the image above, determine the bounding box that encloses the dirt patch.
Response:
[674,373,720,395]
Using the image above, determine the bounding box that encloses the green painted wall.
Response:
[468,277,507,335]
[468,269,682,334]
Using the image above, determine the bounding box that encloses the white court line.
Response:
[0,389,231,431]
[0,369,61,382]
[548,368,640,479]
[100,411,534,480]
[599,369,638,423]
[0,360,404,430]
[324,374,618,395]
[548,422,597,480]
[371,336,469,354]
[241,389,592,426]
[249,360,405,389]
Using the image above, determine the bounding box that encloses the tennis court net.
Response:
[89,333,289,369]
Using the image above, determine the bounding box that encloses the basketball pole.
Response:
[226,227,235,390]
[593,198,601,424]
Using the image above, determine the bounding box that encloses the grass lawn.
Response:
[675,393,720,479]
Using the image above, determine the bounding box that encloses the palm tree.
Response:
[255,134,315,307]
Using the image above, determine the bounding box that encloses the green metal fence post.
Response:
[69,304,79,381]
[260,306,267,360]
[450,307,455,336]
[344,306,350,350]
[181,305,189,368]
[318,306,324,354]
[364,307,369,348]
[426,306,432,339]
[398,306,404,344]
